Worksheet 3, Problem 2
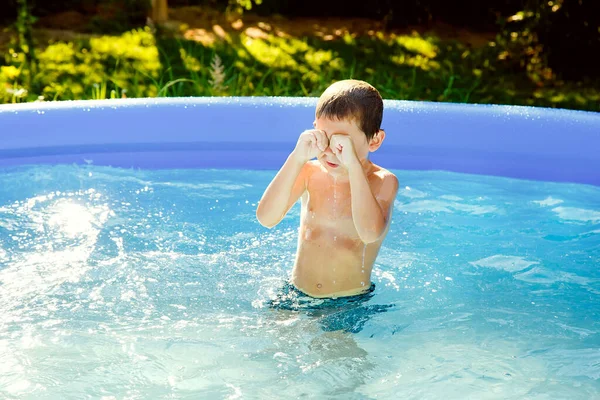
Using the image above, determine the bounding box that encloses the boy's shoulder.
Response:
[369,163,397,180]
[369,163,399,197]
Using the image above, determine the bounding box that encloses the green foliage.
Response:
[230,0,262,11]
[1,27,160,102]
[492,2,555,86]
[0,21,598,111]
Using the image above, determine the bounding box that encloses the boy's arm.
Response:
[329,133,399,243]
[256,156,309,228]
[348,167,399,243]
[256,129,327,228]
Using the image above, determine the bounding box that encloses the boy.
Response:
[256,80,398,299]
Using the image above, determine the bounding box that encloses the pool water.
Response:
[0,165,598,399]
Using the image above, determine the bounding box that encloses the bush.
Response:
[1,27,160,102]
[1,1,598,109]
[493,0,599,83]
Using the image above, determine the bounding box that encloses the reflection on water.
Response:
[0,165,598,399]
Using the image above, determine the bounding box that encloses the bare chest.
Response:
[300,184,362,250]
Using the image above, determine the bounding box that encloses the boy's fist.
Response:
[330,134,359,169]
[292,129,328,163]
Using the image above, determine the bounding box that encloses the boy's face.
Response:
[313,116,372,175]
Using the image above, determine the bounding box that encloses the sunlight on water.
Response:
[0,165,598,399]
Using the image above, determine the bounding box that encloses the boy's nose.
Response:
[324,145,333,154]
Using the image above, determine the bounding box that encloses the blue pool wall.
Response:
[0,97,599,186]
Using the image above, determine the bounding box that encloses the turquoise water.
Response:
[0,165,598,399]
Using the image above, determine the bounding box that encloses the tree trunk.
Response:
[151,0,168,23]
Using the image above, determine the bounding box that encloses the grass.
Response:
[1,10,599,112]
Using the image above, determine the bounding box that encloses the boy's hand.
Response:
[330,134,360,169]
[292,129,329,163]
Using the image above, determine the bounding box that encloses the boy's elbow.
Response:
[255,205,268,227]
[359,230,380,244]
[360,234,380,244]
[258,219,277,229]
[359,225,388,244]
[256,210,279,229]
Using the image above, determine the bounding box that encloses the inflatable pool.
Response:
[1,98,599,398]
[1,97,599,185]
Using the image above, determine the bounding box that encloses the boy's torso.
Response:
[291,161,389,298]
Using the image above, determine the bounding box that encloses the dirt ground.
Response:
[1,5,496,50]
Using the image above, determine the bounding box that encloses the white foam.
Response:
[374,270,400,290]
[450,203,498,215]
[469,255,538,273]
[552,206,600,223]
[395,199,497,215]
[532,196,564,207]
[395,199,453,213]
[514,266,593,286]
[398,186,428,199]
[439,195,463,201]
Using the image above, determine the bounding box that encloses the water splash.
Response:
[332,177,338,284]
[332,175,337,219]
[0,166,597,399]
[361,244,366,276]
